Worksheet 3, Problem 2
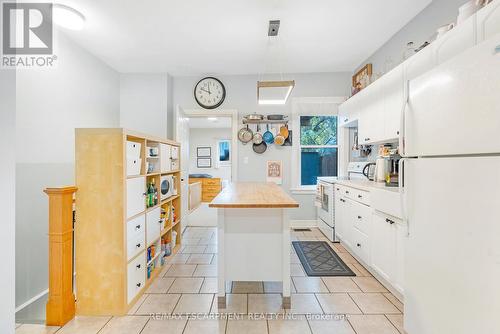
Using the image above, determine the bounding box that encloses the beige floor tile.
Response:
[57,316,110,334]
[16,324,23,329]
[211,294,247,314]
[268,318,311,334]
[290,264,306,277]
[165,264,197,277]
[99,316,149,334]
[346,264,363,277]
[168,254,191,264]
[140,318,188,334]
[173,294,214,314]
[146,277,175,293]
[200,277,218,293]
[386,314,406,334]
[211,254,218,264]
[136,294,181,315]
[292,277,328,293]
[348,315,400,334]
[182,238,201,245]
[333,243,348,253]
[187,253,214,264]
[338,252,358,265]
[127,294,147,314]
[15,324,60,334]
[383,293,404,313]
[248,294,284,314]
[290,252,301,264]
[308,318,355,334]
[159,264,172,277]
[193,264,217,277]
[315,293,362,314]
[322,277,361,293]
[204,245,218,253]
[232,281,264,293]
[226,318,268,334]
[168,277,204,293]
[352,263,372,277]
[297,236,319,241]
[288,294,323,314]
[181,245,207,254]
[349,293,401,314]
[263,281,296,293]
[352,277,388,293]
[183,319,226,334]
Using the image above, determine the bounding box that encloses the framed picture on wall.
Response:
[266,160,283,185]
[197,147,211,157]
[197,158,212,168]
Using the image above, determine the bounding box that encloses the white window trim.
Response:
[290,97,345,194]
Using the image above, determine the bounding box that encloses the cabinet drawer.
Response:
[127,232,145,260]
[126,141,141,159]
[146,207,162,246]
[352,203,372,235]
[203,179,220,186]
[345,187,370,206]
[351,227,370,264]
[127,253,145,303]
[203,185,221,193]
[127,215,145,241]
[127,177,146,219]
[126,158,142,177]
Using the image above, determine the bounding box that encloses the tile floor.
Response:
[16,227,406,334]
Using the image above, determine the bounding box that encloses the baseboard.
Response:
[15,289,49,313]
[290,219,317,228]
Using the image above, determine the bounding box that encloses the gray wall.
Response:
[189,128,232,180]
[15,32,120,308]
[1,68,16,333]
[120,74,169,138]
[173,72,351,221]
[357,0,467,74]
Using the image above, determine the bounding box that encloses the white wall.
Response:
[357,0,467,74]
[120,73,169,138]
[15,32,120,310]
[173,72,351,221]
[189,128,232,181]
[0,69,16,334]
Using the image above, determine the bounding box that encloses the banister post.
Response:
[44,186,77,326]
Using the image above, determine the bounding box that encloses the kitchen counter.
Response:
[334,179,401,193]
[209,182,299,208]
[210,182,298,310]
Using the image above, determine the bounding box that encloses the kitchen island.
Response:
[209,182,299,309]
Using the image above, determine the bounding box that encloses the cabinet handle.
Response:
[158,220,162,224]
[336,188,340,191]
[345,191,350,194]
[357,243,361,247]
[358,194,362,199]
[365,138,370,141]
[136,283,141,288]
[357,215,362,219]
[136,243,141,248]
[340,198,346,203]
[136,264,141,269]
[385,218,395,225]
[135,225,141,230]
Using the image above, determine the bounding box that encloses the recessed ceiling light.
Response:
[53,4,85,31]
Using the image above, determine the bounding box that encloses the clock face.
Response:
[194,77,226,109]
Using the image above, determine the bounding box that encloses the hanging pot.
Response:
[252,124,263,144]
[274,134,285,146]
[267,114,286,121]
[245,113,264,121]
[238,125,253,144]
[279,124,289,139]
[252,141,267,154]
[263,124,274,144]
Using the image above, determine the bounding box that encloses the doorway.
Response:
[175,107,238,227]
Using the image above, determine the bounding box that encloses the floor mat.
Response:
[292,241,356,276]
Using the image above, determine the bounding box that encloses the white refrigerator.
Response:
[401,34,500,333]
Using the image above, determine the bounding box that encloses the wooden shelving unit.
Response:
[75,128,182,315]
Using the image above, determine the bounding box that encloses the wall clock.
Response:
[194,77,226,109]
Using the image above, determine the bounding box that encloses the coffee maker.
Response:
[385,153,401,187]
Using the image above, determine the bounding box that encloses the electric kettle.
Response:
[362,163,376,181]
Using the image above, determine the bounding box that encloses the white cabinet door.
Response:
[370,211,397,283]
[127,177,145,219]
[433,18,477,66]
[406,34,500,157]
[338,197,353,249]
[146,207,161,246]
[383,64,404,140]
[404,43,435,82]
[338,97,358,127]
[358,80,385,145]
[160,143,172,173]
[477,1,500,42]
[394,221,406,295]
[127,253,145,303]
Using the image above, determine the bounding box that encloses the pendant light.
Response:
[257,20,295,105]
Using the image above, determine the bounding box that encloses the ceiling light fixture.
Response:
[207,117,218,122]
[53,4,86,31]
[257,20,295,105]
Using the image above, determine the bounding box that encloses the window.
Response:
[299,116,338,185]
[291,97,342,192]
[217,140,231,166]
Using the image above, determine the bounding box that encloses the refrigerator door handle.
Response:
[399,80,410,157]
[399,158,409,236]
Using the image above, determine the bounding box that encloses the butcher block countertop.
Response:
[209,182,299,209]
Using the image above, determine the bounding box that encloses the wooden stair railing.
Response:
[44,186,77,326]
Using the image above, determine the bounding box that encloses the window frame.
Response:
[291,97,345,194]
